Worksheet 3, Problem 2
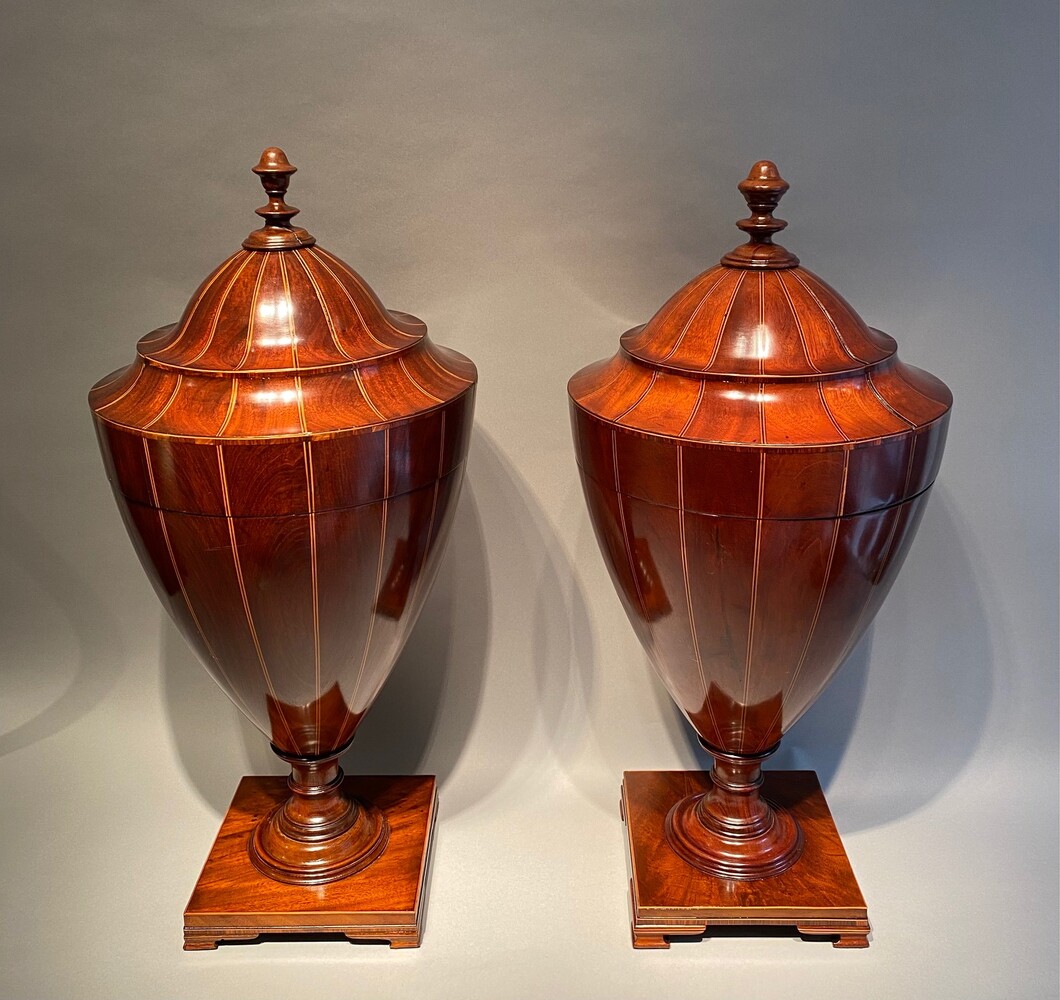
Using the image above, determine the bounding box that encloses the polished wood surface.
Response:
[183,775,436,950]
[622,770,869,949]
[90,148,475,891]
[570,161,951,887]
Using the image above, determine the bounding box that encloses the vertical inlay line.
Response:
[678,379,707,439]
[94,364,146,412]
[817,383,850,443]
[141,374,183,430]
[278,254,299,371]
[303,439,322,752]
[660,269,730,362]
[758,271,766,377]
[702,271,747,371]
[423,348,474,386]
[216,380,239,437]
[866,370,917,427]
[406,411,447,619]
[338,427,391,741]
[303,247,390,352]
[738,451,768,752]
[775,271,820,372]
[216,445,299,751]
[614,371,658,424]
[186,252,258,366]
[141,440,255,722]
[399,355,444,403]
[677,445,723,747]
[788,271,869,364]
[163,251,245,354]
[314,247,419,341]
[233,254,271,370]
[756,449,851,750]
[293,249,353,360]
[354,369,387,422]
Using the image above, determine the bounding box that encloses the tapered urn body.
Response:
[89,149,476,885]
[569,162,950,880]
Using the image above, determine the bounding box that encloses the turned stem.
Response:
[696,742,778,840]
[275,750,358,842]
[248,739,389,885]
[664,738,803,880]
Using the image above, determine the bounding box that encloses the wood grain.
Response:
[184,775,436,950]
[570,161,951,883]
[90,148,475,891]
[623,770,870,949]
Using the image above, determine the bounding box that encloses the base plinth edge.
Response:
[183,774,436,951]
[622,769,870,950]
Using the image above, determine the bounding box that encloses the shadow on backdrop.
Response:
[665,487,993,832]
[0,494,124,756]
[162,432,493,818]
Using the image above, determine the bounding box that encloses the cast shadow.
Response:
[0,494,124,756]
[341,478,490,794]
[669,487,993,832]
[161,435,492,818]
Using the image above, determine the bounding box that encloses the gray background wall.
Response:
[1,2,1056,998]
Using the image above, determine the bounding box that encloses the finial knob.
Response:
[243,147,315,250]
[721,160,799,269]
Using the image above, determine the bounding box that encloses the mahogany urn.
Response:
[89,149,476,892]
[569,162,951,888]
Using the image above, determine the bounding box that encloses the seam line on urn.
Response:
[113,460,467,520]
[574,461,939,522]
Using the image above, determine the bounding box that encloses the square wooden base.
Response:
[183,774,436,951]
[622,770,870,949]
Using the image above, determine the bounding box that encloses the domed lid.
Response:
[140,147,424,374]
[90,148,476,442]
[620,161,899,379]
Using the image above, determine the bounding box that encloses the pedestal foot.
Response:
[631,926,671,949]
[184,775,436,950]
[624,771,871,950]
[664,744,803,880]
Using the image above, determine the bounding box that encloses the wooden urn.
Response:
[89,148,476,948]
[568,161,951,948]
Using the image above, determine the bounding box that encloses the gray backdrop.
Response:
[2,2,1057,998]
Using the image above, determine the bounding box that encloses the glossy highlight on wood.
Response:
[183,775,437,950]
[569,161,951,895]
[90,148,476,895]
[623,771,870,949]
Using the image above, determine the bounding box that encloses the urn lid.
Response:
[620,161,901,379]
[569,161,951,454]
[90,148,475,440]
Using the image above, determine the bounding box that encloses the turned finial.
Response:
[243,147,315,250]
[721,160,799,269]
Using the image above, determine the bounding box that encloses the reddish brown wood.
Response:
[569,161,951,889]
[624,770,870,949]
[89,148,475,893]
[183,775,436,950]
